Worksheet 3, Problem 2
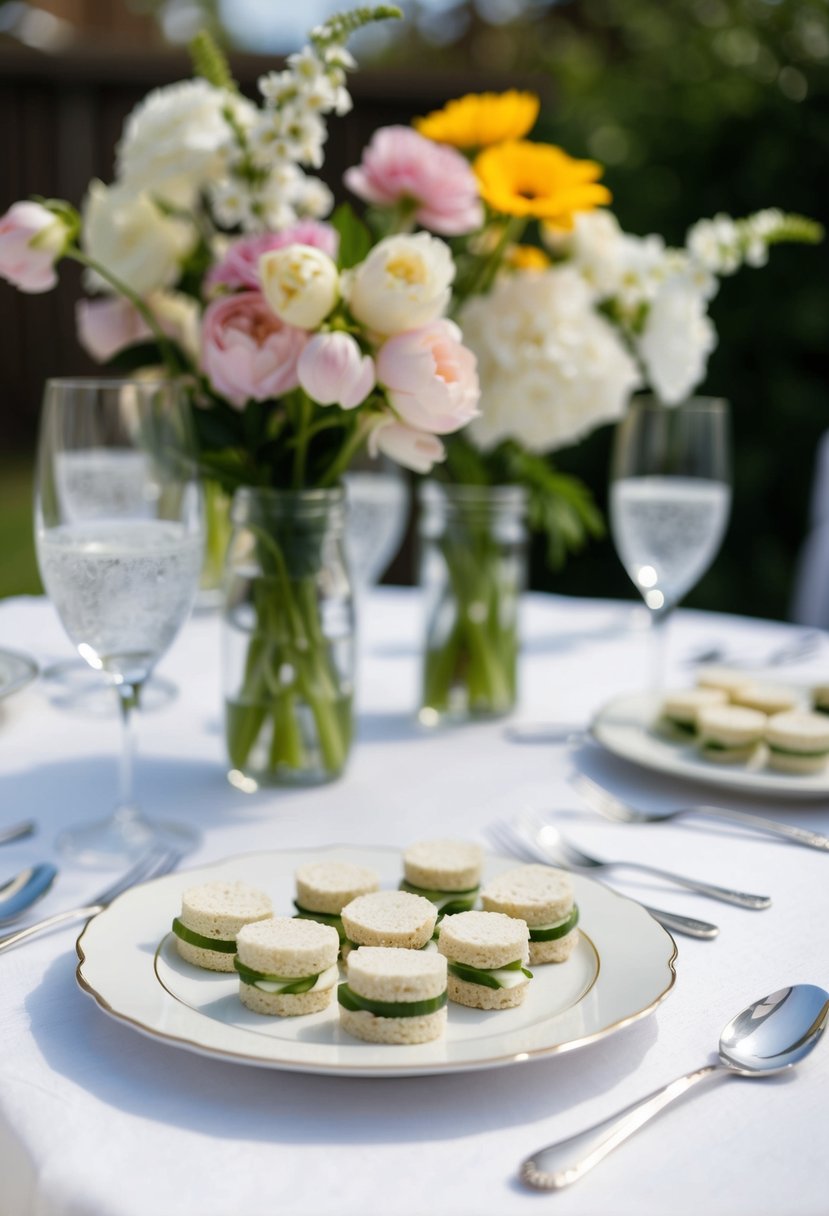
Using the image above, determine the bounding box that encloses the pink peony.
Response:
[76,297,151,362]
[368,415,445,474]
[344,126,483,237]
[376,319,480,435]
[206,221,339,292]
[297,332,375,410]
[201,291,308,408]
[0,201,66,293]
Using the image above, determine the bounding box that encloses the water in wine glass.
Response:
[37,518,203,686]
[610,475,731,613]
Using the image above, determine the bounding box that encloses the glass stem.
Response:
[649,608,672,689]
[115,683,141,819]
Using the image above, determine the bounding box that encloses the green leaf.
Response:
[330,203,373,270]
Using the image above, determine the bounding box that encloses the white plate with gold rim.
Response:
[76,844,676,1078]
[592,690,829,799]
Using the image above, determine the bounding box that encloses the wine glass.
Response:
[343,454,409,594]
[609,396,731,685]
[34,378,204,865]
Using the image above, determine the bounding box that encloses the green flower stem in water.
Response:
[225,506,352,784]
[421,491,524,720]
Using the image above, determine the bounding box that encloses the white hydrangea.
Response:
[636,274,717,405]
[459,267,641,453]
[116,79,237,208]
[555,211,677,319]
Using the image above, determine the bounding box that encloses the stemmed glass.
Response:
[609,396,731,685]
[34,378,204,864]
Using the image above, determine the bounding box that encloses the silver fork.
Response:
[511,812,771,909]
[0,847,182,953]
[574,773,829,852]
[488,820,720,939]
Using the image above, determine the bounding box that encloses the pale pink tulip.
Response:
[0,201,67,293]
[376,320,480,435]
[201,291,308,408]
[76,297,151,362]
[206,221,339,292]
[297,332,375,410]
[344,127,483,237]
[368,415,445,474]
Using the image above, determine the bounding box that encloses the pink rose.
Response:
[368,415,445,474]
[76,297,151,362]
[0,201,67,293]
[344,127,483,237]
[376,320,480,435]
[201,291,308,407]
[297,332,375,410]
[206,221,339,292]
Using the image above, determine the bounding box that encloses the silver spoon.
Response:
[521,984,829,1191]
[0,820,36,847]
[0,863,58,925]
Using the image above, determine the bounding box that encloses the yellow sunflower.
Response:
[505,245,551,272]
[474,141,611,227]
[414,91,540,149]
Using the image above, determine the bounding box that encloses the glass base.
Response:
[41,660,178,716]
[56,810,199,868]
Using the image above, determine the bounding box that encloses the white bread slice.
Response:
[239,985,334,1017]
[339,1006,446,1044]
[236,915,339,977]
[481,865,573,926]
[295,861,379,914]
[403,839,483,892]
[731,684,798,715]
[446,973,528,1010]
[662,687,727,727]
[437,909,528,970]
[347,946,447,1003]
[529,929,579,965]
[176,881,272,972]
[341,891,437,949]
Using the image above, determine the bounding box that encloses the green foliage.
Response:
[330,203,373,269]
[188,30,236,90]
[310,6,403,51]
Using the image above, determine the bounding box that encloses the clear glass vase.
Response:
[418,483,528,724]
[222,486,354,788]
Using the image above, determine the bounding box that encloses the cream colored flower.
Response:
[459,267,640,453]
[343,233,454,336]
[259,244,339,329]
[82,180,195,297]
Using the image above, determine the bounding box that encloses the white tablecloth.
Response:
[1,589,828,1216]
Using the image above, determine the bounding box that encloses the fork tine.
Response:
[572,774,626,819]
[90,846,175,907]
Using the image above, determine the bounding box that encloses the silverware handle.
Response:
[641,905,719,939]
[688,806,829,852]
[609,861,771,909]
[0,820,36,846]
[0,903,103,953]
[521,1064,724,1191]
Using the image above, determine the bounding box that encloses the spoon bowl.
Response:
[0,863,58,925]
[521,984,829,1191]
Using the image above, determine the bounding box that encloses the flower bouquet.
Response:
[342,90,822,720]
[0,6,482,784]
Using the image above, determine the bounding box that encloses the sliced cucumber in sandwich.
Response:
[234,957,338,995]
[528,905,579,942]
[399,880,479,915]
[171,918,236,953]
[448,958,533,990]
[337,984,447,1018]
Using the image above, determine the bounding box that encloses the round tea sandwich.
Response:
[696,667,753,696]
[340,890,437,957]
[731,684,798,716]
[696,704,766,765]
[765,711,829,774]
[338,947,448,1044]
[481,864,579,965]
[172,881,272,972]
[661,688,728,736]
[438,910,531,1009]
[400,839,483,919]
[294,860,380,943]
[235,915,340,1016]
[812,685,829,716]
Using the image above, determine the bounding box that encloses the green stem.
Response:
[66,248,182,376]
[293,391,312,489]
[319,418,370,487]
[461,216,527,304]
